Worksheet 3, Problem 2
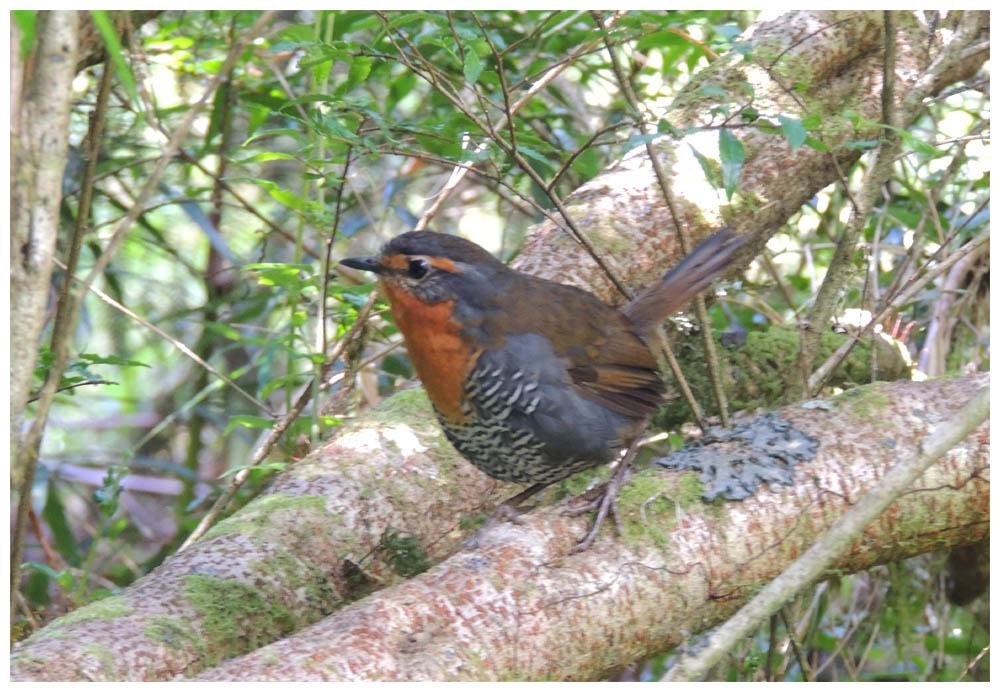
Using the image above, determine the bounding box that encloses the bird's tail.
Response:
[623,229,747,336]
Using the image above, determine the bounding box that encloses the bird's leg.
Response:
[461,481,550,549]
[565,438,641,553]
[491,481,551,520]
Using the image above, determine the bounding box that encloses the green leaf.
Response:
[463,49,482,84]
[571,147,601,179]
[321,115,363,144]
[657,119,684,138]
[247,104,270,135]
[12,11,36,62]
[388,69,417,111]
[240,129,304,147]
[245,263,311,289]
[845,138,880,151]
[43,485,81,566]
[261,372,305,399]
[814,631,837,650]
[34,344,55,381]
[804,136,829,151]
[23,562,70,587]
[802,112,822,130]
[278,24,314,43]
[269,187,310,212]
[346,56,373,88]
[688,143,720,189]
[232,152,297,165]
[312,57,333,87]
[94,467,125,517]
[218,462,287,479]
[202,321,243,341]
[900,130,941,157]
[89,11,140,107]
[199,59,224,74]
[698,84,729,101]
[223,415,275,436]
[79,353,149,368]
[635,29,686,51]
[518,146,554,175]
[25,566,52,605]
[718,128,745,199]
[778,115,806,149]
[108,517,130,540]
[204,85,227,147]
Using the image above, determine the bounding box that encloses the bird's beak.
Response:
[339,256,385,275]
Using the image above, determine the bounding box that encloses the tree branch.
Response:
[509,11,986,303]
[10,375,989,680]
[191,375,987,681]
[664,377,989,680]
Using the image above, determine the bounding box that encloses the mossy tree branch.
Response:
[10,374,989,680]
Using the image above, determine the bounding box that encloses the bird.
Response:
[340,228,746,550]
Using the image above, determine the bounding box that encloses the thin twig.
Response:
[798,11,902,395]
[812,580,883,677]
[547,121,631,192]
[880,131,978,308]
[812,193,988,391]
[26,379,119,403]
[178,149,319,259]
[808,230,987,393]
[473,13,519,156]
[761,250,797,311]
[957,645,990,682]
[779,608,814,681]
[28,506,66,570]
[765,613,779,680]
[321,149,355,353]
[652,327,707,430]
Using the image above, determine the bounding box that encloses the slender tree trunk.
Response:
[10,11,79,472]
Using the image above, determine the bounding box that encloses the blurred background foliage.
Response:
[13,9,988,681]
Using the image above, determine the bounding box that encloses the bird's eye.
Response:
[407,258,430,280]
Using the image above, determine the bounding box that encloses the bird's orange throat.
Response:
[380,280,478,423]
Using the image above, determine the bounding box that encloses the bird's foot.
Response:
[563,465,631,553]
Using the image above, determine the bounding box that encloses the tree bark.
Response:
[10,11,79,474]
[191,380,987,682]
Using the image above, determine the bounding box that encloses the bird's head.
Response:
[340,231,507,307]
